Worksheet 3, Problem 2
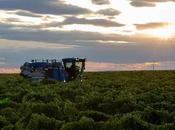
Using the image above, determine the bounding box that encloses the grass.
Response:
[0,71,175,130]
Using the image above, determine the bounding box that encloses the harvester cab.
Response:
[62,58,86,81]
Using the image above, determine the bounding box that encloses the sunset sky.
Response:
[0,0,175,72]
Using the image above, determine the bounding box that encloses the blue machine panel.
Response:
[53,69,59,80]
[60,70,66,81]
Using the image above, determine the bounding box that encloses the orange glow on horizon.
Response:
[0,68,20,74]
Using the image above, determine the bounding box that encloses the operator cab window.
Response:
[65,62,73,69]
[75,62,82,69]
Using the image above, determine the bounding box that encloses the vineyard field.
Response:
[0,71,175,130]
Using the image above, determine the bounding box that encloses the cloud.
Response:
[15,10,42,17]
[0,23,127,43]
[130,0,175,7]
[0,39,77,50]
[0,21,175,47]
[97,8,121,16]
[0,0,91,15]
[135,22,171,30]
[130,0,155,7]
[1,18,22,23]
[0,10,65,29]
[62,17,124,27]
[0,9,123,29]
[91,0,110,5]
[0,57,5,65]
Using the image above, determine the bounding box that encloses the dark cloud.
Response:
[62,17,124,27]
[130,0,175,7]
[0,0,91,15]
[0,28,110,44]
[15,10,42,17]
[3,18,22,23]
[0,16,124,29]
[0,23,103,42]
[0,17,45,29]
[0,22,125,44]
[91,0,110,5]
[41,22,62,28]
[97,8,121,16]
[1,22,174,46]
[135,22,170,30]
[130,1,155,7]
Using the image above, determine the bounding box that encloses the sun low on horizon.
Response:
[0,0,175,72]
[138,23,175,40]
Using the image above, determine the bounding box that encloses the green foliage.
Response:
[27,113,64,130]
[78,110,111,122]
[0,107,19,124]
[0,115,10,128]
[61,117,96,130]
[0,97,11,109]
[41,79,57,84]
[30,102,63,120]
[0,71,175,130]
[104,114,150,130]
[142,107,174,125]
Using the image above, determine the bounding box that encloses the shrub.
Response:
[61,101,78,121]
[156,123,175,130]
[98,98,137,114]
[27,113,64,130]
[31,103,63,120]
[79,110,111,122]
[0,107,19,124]
[0,115,10,129]
[143,107,174,125]
[104,114,149,130]
[41,79,57,85]
[0,97,11,109]
[1,124,14,130]
[79,93,104,111]
[61,116,95,130]
[150,102,175,112]
[118,114,149,130]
